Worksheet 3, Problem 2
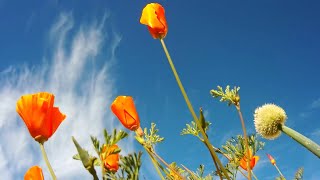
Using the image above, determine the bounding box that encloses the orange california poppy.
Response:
[100,144,120,172]
[24,166,44,180]
[16,92,66,143]
[140,3,168,39]
[239,150,260,171]
[111,96,140,131]
[267,153,276,165]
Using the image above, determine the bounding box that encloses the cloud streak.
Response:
[0,13,132,179]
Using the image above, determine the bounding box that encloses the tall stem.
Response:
[236,105,251,180]
[39,143,57,180]
[281,125,320,158]
[160,39,230,180]
[251,170,259,180]
[151,150,185,180]
[274,164,284,178]
[146,148,165,180]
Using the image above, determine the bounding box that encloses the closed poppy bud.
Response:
[239,150,260,171]
[140,3,168,39]
[111,96,140,131]
[267,153,276,165]
[16,92,66,143]
[24,166,44,180]
[100,144,120,172]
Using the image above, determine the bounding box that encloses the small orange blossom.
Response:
[100,144,120,172]
[24,166,44,180]
[140,3,168,39]
[16,92,66,143]
[239,150,260,171]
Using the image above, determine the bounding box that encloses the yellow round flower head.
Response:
[254,104,287,140]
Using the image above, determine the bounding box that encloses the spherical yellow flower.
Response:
[254,104,287,140]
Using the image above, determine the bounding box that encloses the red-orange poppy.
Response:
[140,3,168,39]
[239,150,260,171]
[16,92,66,143]
[24,166,44,180]
[267,153,276,165]
[100,144,120,172]
[111,96,140,131]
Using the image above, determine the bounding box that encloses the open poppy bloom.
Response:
[100,144,120,172]
[24,166,44,180]
[111,96,140,131]
[16,92,66,143]
[267,153,276,165]
[239,150,260,171]
[140,3,168,39]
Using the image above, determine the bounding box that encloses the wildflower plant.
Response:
[14,2,320,180]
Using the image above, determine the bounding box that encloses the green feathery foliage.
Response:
[144,122,165,149]
[210,85,240,106]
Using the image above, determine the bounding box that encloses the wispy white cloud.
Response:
[0,13,135,179]
[311,98,320,109]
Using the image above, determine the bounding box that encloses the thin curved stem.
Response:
[274,164,284,178]
[239,169,248,179]
[236,105,251,180]
[151,150,185,180]
[39,143,57,180]
[146,148,166,180]
[251,170,258,180]
[160,39,230,180]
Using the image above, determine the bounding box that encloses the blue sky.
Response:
[0,0,320,179]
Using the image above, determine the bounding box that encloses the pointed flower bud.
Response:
[267,153,276,165]
[111,96,140,131]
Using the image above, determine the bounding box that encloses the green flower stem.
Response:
[181,164,198,180]
[236,105,251,180]
[160,39,230,180]
[251,170,258,180]
[151,150,185,179]
[239,169,248,179]
[39,142,57,180]
[281,125,320,158]
[146,148,165,180]
[274,164,284,178]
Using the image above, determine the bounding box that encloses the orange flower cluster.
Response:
[16,92,66,143]
[140,3,168,39]
[24,166,44,180]
[239,150,260,171]
[100,144,120,172]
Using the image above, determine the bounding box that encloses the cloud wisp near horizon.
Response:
[0,13,134,179]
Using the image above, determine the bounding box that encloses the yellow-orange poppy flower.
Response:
[239,150,260,171]
[267,153,276,165]
[100,144,120,172]
[140,3,168,39]
[111,96,140,131]
[24,166,44,180]
[16,92,66,143]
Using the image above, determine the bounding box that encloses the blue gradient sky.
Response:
[0,0,320,179]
